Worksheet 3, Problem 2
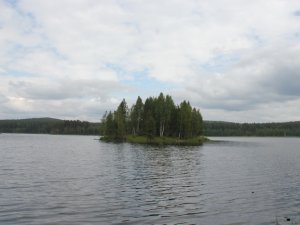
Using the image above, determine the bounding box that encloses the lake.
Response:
[0,134,299,225]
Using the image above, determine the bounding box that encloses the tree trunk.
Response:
[159,121,165,137]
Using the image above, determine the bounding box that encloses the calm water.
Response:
[0,134,299,225]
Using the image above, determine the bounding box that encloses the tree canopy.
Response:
[101,93,203,140]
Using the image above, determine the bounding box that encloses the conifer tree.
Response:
[130,96,143,135]
[105,111,116,137]
[116,99,128,140]
[101,93,203,140]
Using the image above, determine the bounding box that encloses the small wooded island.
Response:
[100,93,207,145]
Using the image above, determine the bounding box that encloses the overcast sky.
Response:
[1,0,300,122]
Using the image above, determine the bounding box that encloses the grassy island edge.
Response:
[100,135,209,146]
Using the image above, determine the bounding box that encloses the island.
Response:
[100,93,207,145]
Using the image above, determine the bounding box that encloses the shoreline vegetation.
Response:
[100,135,209,146]
[2,119,300,137]
[204,121,300,137]
[0,118,100,135]
[1,117,300,138]
[100,93,205,146]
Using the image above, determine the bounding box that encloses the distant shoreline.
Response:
[1,118,300,137]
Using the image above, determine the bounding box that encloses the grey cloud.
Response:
[0,96,119,121]
[264,67,300,97]
[248,47,300,98]
[2,0,300,122]
[9,79,131,101]
[182,44,300,112]
[0,93,8,104]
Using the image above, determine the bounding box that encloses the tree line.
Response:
[0,118,100,135]
[101,93,203,140]
[2,117,300,137]
[204,121,300,136]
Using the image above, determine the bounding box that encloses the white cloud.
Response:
[1,0,300,121]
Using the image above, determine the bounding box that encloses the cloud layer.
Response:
[1,0,300,122]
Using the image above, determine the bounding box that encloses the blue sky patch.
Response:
[4,0,18,7]
[106,64,176,102]
[199,53,240,74]
[105,63,168,91]
[5,69,35,77]
[118,76,176,104]
[293,10,300,16]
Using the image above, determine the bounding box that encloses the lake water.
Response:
[0,134,299,225]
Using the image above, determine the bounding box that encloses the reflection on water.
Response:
[0,134,299,224]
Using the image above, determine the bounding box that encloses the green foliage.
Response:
[203,121,300,136]
[0,118,100,135]
[144,112,156,138]
[130,96,143,135]
[101,93,204,142]
[192,108,203,136]
[115,99,128,140]
[105,112,117,137]
[178,101,192,138]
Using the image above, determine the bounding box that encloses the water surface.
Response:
[0,134,299,224]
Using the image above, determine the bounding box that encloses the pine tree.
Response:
[164,95,175,136]
[156,93,166,137]
[130,96,144,135]
[101,93,203,141]
[105,111,117,137]
[191,108,203,136]
[178,101,193,138]
[116,99,128,140]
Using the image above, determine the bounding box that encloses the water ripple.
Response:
[0,134,300,224]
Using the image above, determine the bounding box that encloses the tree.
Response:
[164,94,175,136]
[100,111,107,135]
[178,101,192,138]
[115,99,128,140]
[100,93,204,141]
[191,108,203,136]
[155,92,166,137]
[144,111,156,138]
[104,111,116,137]
[141,97,156,137]
[130,96,144,135]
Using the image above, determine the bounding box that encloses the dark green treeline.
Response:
[204,121,300,136]
[0,118,100,135]
[101,93,203,140]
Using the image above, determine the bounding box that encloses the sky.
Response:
[1,0,300,122]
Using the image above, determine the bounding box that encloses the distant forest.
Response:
[0,118,100,135]
[1,117,300,137]
[204,121,300,136]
